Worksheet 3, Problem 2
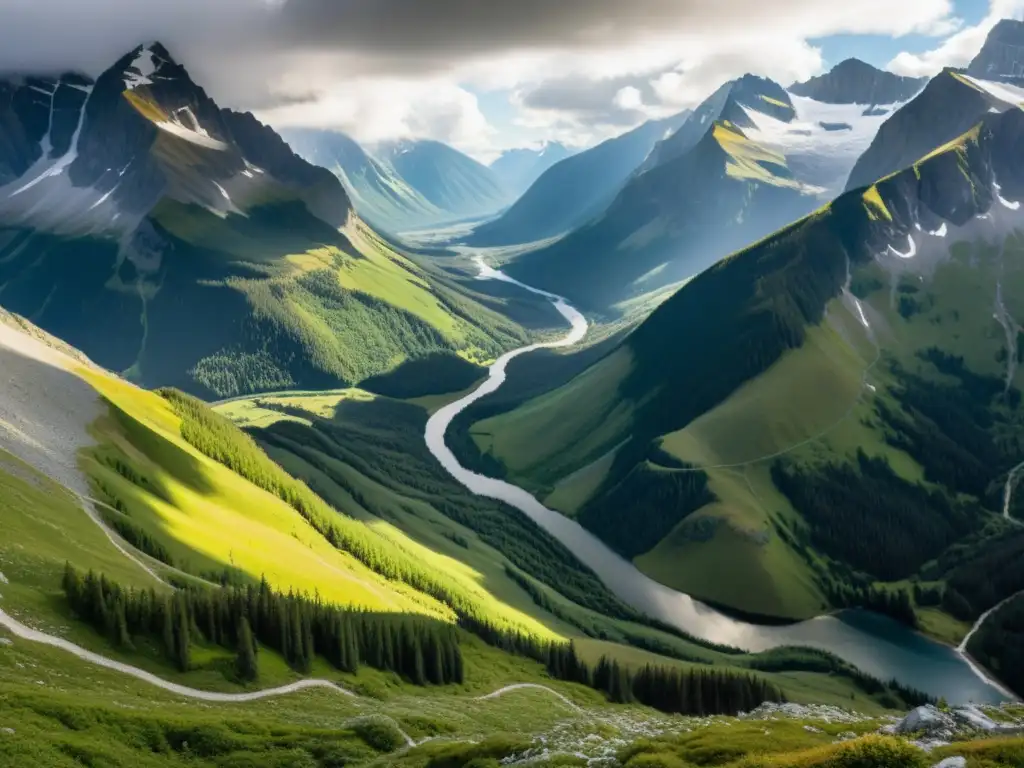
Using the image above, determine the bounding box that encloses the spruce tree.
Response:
[174,596,191,672]
[235,616,258,683]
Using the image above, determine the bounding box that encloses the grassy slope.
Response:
[215,392,702,650]
[80,370,441,617]
[211,389,930,714]
[470,347,637,492]
[0,202,557,401]
[0,420,909,766]
[4,618,1023,767]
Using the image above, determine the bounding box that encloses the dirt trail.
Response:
[475,683,582,711]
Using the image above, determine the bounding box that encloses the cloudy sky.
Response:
[0,0,1019,161]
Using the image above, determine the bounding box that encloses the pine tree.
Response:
[235,616,258,683]
[174,595,191,672]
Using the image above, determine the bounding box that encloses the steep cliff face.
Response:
[0,42,350,241]
[845,69,1020,192]
[967,18,1024,81]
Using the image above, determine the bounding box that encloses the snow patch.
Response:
[150,105,228,150]
[87,184,119,211]
[995,182,1020,211]
[9,86,94,197]
[887,234,917,259]
[929,223,948,237]
[853,297,871,329]
[961,74,1024,107]
[741,94,906,195]
[124,47,157,91]
[153,119,227,150]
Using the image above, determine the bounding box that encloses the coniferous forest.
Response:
[62,565,464,685]
[64,564,789,715]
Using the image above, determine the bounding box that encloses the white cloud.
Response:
[888,0,1024,76]
[0,0,968,156]
[257,77,497,161]
[613,86,644,111]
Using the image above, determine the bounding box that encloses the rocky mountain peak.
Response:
[967,18,1024,81]
[789,59,925,105]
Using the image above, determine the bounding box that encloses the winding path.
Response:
[1001,461,1024,525]
[0,606,358,702]
[475,683,582,711]
[0,604,585,749]
[959,591,1024,655]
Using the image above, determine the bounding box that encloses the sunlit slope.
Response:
[79,371,446,617]
[466,108,1024,626]
[0,308,594,644]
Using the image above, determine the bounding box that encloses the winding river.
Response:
[425,257,1016,706]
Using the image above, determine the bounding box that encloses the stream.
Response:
[424,257,1017,705]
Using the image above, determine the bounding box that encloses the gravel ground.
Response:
[0,318,101,498]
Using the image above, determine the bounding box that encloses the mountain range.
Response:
[0,43,549,398]
[501,65,911,310]
[283,128,514,231]
[458,29,1024,660]
[4,15,1024,763]
[489,141,574,197]
[279,127,447,230]
[466,110,691,247]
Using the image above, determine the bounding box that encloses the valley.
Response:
[3,11,1024,767]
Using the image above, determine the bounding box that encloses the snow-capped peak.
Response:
[123,45,159,91]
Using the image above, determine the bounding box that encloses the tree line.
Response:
[463,614,783,717]
[62,565,463,686]
[549,643,784,716]
[823,581,917,628]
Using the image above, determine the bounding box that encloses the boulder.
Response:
[896,705,956,735]
[931,758,966,768]
[952,705,999,732]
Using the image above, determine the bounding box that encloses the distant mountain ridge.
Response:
[281,127,446,230]
[489,142,573,197]
[503,71,900,309]
[377,138,511,223]
[466,110,691,247]
[789,59,926,105]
